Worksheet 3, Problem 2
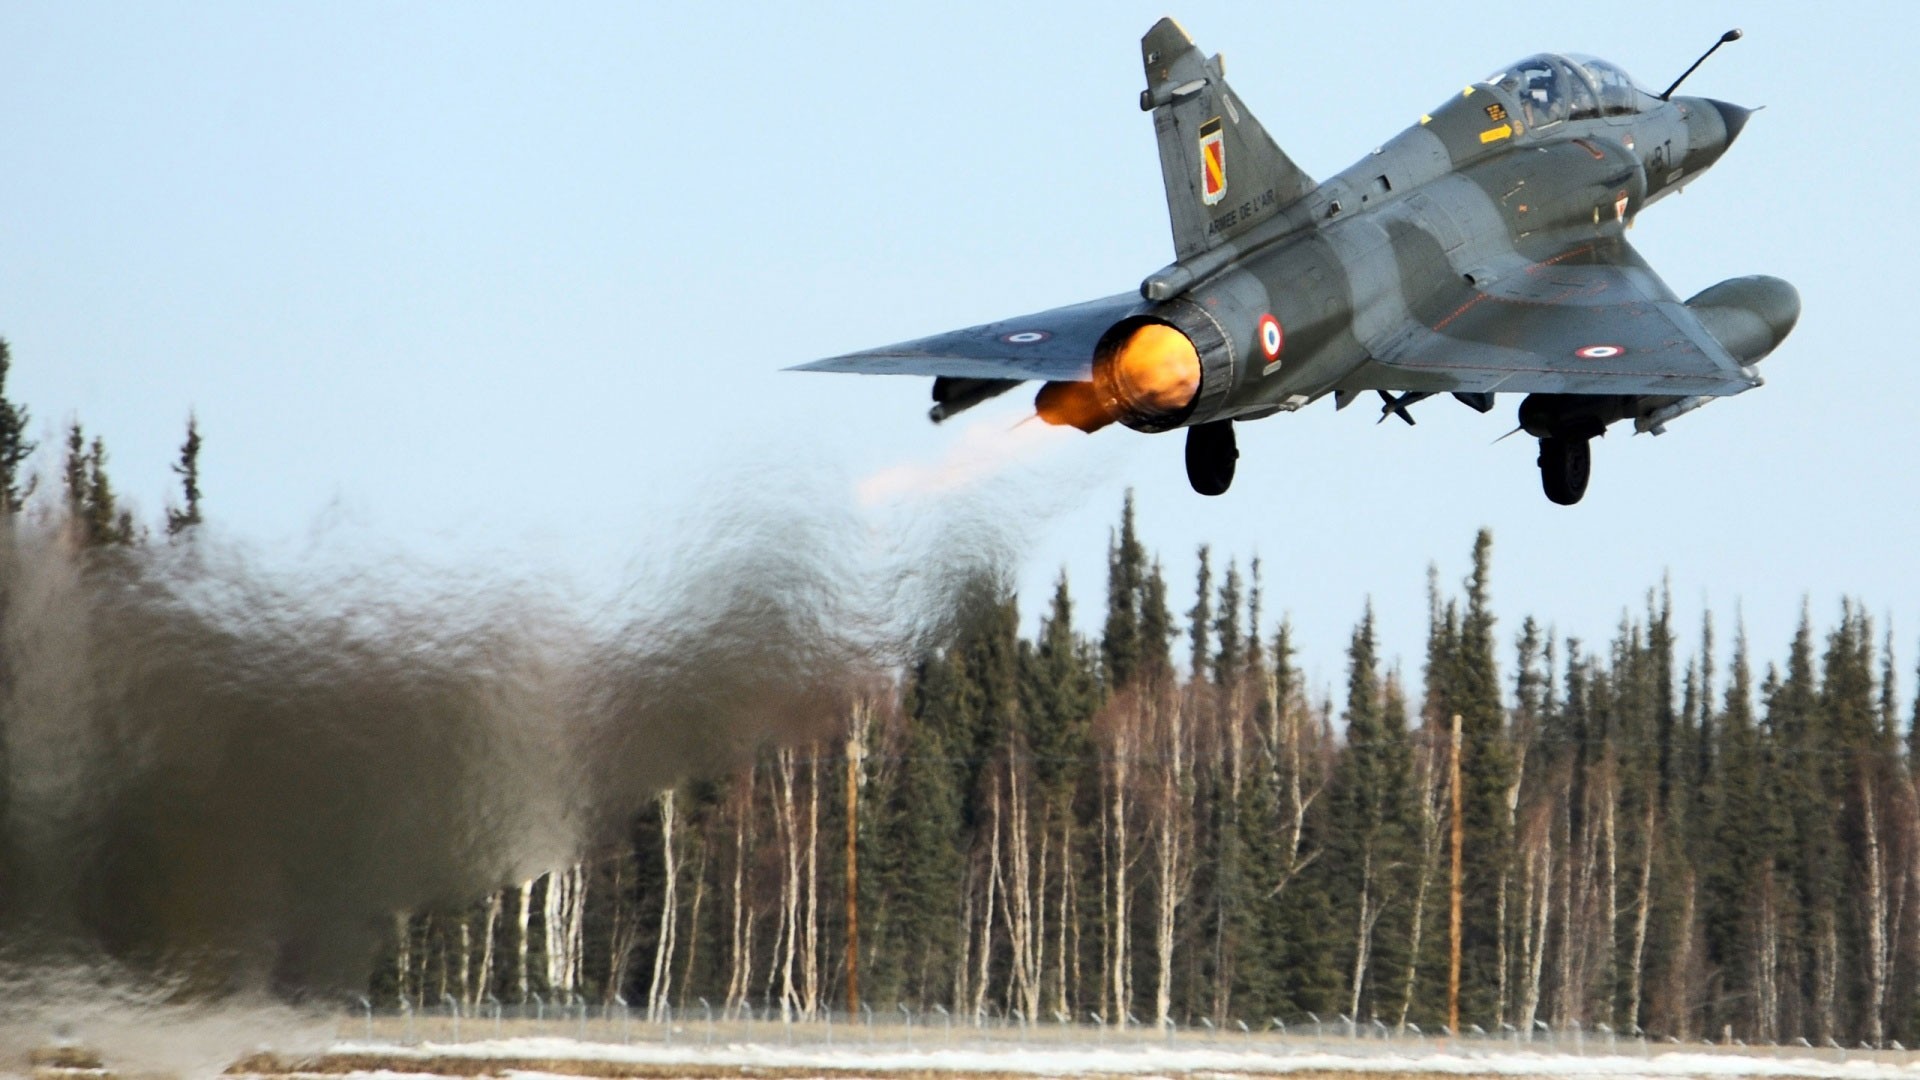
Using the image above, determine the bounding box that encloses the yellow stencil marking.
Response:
[1479,123,1513,144]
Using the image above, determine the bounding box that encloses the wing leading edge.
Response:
[790,292,1148,384]
[1343,239,1762,398]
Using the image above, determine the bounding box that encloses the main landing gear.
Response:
[1185,421,1237,496]
[1537,436,1591,505]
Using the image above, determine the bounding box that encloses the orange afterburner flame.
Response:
[1109,323,1201,416]
[1034,380,1113,433]
[1034,323,1202,433]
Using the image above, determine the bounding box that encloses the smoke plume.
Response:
[0,443,1073,1005]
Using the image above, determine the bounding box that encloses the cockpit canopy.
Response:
[1483,54,1658,129]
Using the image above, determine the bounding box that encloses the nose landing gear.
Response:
[1537,436,1591,505]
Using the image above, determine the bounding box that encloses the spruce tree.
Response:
[1650,583,1681,809]
[1025,574,1093,799]
[1246,559,1264,666]
[1512,617,1554,793]
[1183,546,1223,1019]
[953,584,1020,834]
[1102,493,1146,688]
[1277,618,1300,723]
[1601,607,1666,1033]
[1909,653,1920,764]
[1229,617,1302,1018]
[1513,618,1548,728]
[1140,559,1175,687]
[1452,530,1512,1025]
[1695,613,1718,797]
[1818,603,1884,1043]
[1188,547,1213,682]
[1821,602,1881,753]
[86,437,134,545]
[1325,603,1416,1020]
[1023,573,1095,1013]
[1765,611,1828,1039]
[1265,616,1340,1016]
[1213,563,1245,689]
[1875,629,1898,746]
[61,422,132,546]
[62,422,86,523]
[1226,738,1282,1017]
[0,339,34,514]
[1373,673,1418,1021]
[167,413,204,536]
[1278,765,1342,1017]
[873,653,969,1005]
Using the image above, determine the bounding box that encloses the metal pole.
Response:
[1448,712,1464,1038]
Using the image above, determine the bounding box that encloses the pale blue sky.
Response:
[2,2,1910,695]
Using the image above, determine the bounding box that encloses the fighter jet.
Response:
[793,19,1797,505]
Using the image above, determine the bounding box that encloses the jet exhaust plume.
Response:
[0,449,1078,1035]
[856,414,1078,506]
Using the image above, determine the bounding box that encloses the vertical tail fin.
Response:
[1140,18,1315,260]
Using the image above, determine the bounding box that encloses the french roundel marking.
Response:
[1000,330,1052,345]
[1258,314,1284,360]
[1575,344,1624,360]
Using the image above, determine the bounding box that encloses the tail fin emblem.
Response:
[1199,117,1227,205]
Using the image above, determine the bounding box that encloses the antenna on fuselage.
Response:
[1659,28,1742,101]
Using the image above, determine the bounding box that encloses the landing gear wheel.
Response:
[1185,421,1237,496]
[1537,436,1591,505]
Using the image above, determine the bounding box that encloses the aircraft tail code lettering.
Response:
[1199,118,1227,204]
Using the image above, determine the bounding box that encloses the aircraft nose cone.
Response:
[1706,99,1752,145]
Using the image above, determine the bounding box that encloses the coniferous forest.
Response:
[375,496,1920,1049]
[0,337,1915,1046]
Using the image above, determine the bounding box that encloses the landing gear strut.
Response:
[1537,436,1591,505]
[1185,421,1237,496]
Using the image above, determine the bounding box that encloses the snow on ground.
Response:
[311,1037,1920,1080]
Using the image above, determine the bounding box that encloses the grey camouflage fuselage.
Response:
[796,19,1798,505]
